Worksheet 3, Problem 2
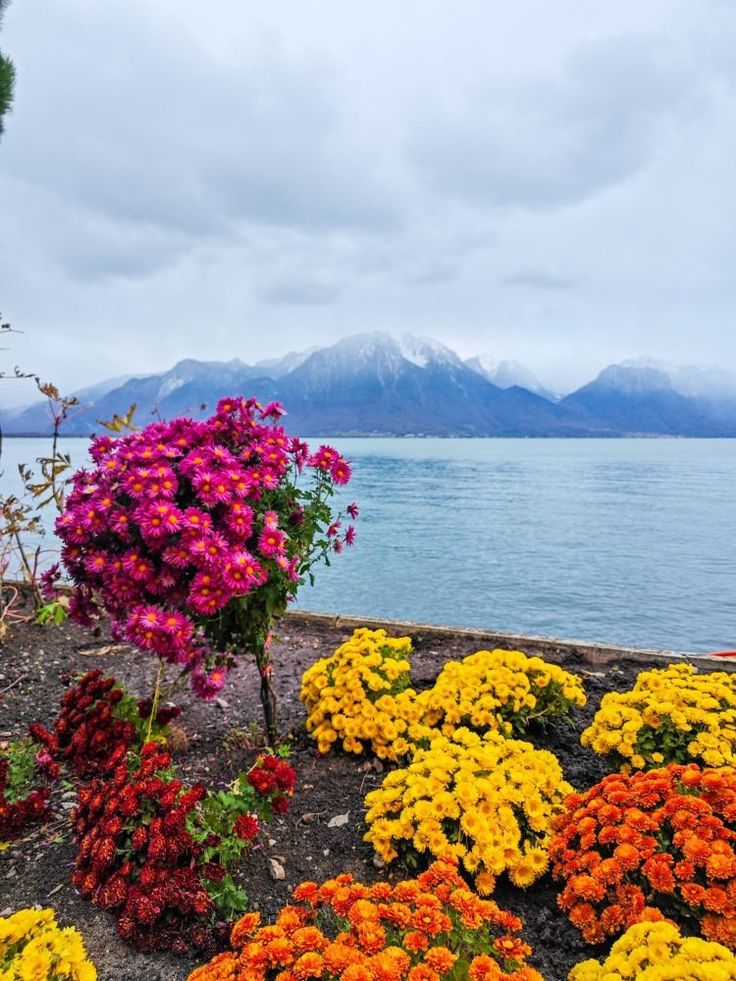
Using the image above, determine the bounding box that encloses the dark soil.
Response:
[1,605,733,981]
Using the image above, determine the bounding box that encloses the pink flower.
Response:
[137,502,183,541]
[110,510,133,540]
[191,665,228,700]
[181,508,213,535]
[326,521,341,539]
[238,554,267,588]
[344,525,356,547]
[162,543,191,570]
[257,528,286,557]
[224,502,254,540]
[186,531,230,567]
[124,469,152,499]
[187,572,231,616]
[179,447,214,478]
[290,438,309,470]
[223,553,258,594]
[258,444,289,471]
[125,605,166,652]
[122,551,155,583]
[89,434,116,462]
[331,458,351,485]
[262,510,279,530]
[261,469,280,491]
[84,552,108,577]
[227,467,250,499]
[146,466,178,499]
[210,444,237,468]
[347,502,359,519]
[261,400,286,419]
[40,564,62,600]
[308,444,338,470]
[69,590,98,627]
[193,469,233,506]
[216,396,242,417]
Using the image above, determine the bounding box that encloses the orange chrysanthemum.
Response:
[424,947,458,974]
[550,763,736,948]
[188,859,542,981]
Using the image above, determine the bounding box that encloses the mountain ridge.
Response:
[3,333,736,437]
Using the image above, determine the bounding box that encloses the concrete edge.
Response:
[5,579,732,671]
[285,610,735,669]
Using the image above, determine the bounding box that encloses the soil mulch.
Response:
[1,608,732,981]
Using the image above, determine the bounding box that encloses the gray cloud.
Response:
[500,271,576,291]
[410,33,701,209]
[257,275,343,306]
[0,0,735,401]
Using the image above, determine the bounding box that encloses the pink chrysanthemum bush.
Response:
[52,397,357,737]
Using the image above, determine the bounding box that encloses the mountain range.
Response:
[3,333,736,438]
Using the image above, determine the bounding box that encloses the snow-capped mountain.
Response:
[561,363,731,436]
[3,336,735,437]
[621,358,736,400]
[465,356,560,401]
[254,348,319,378]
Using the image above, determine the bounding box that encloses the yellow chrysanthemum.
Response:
[569,920,736,980]
[364,727,572,894]
[416,648,586,739]
[0,908,96,980]
[581,663,736,771]
[301,628,432,762]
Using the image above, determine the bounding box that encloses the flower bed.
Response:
[3,614,736,981]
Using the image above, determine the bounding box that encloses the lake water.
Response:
[2,437,735,654]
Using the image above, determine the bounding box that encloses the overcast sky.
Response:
[1,0,735,404]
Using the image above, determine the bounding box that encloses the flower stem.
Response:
[146,658,164,743]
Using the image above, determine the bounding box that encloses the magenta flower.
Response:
[331,458,352,485]
[89,434,115,462]
[181,507,213,534]
[56,396,358,705]
[225,502,254,540]
[257,528,286,558]
[84,552,108,576]
[191,665,228,700]
[261,400,285,418]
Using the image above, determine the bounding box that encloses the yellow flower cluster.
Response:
[0,908,96,981]
[569,920,736,980]
[581,663,736,770]
[364,726,572,894]
[300,628,431,760]
[418,649,587,737]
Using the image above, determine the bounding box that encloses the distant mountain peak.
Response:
[621,357,736,400]
[466,355,557,400]
[594,364,674,394]
[397,333,462,368]
[255,348,319,377]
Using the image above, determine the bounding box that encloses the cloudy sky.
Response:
[1,0,735,404]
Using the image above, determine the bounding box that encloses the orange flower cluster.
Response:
[188,858,542,981]
[549,764,736,948]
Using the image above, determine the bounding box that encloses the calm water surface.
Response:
[2,437,734,654]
